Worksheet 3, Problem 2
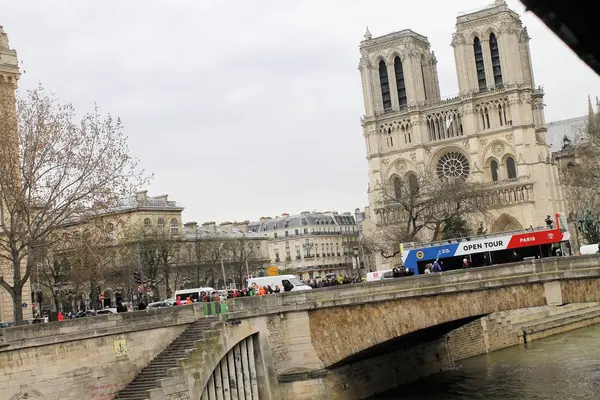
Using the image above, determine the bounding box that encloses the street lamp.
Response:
[353,246,360,276]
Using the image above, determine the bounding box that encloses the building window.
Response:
[386,130,393,148]
[490,159,499,182]
[481,107,490,129]
[506,157,517,179]
[170,218,179,234]
[303,228,308,234]
[144,218,151,226]
[157,218,165,227]
[436,151,470,181]
[407,173,419,195]
[393,176,403,199]
[295,229,299,235]
[489,33,503,86]
[274,232,278,238]
[473,37,486,90]
[379,60,392,110]
[285,231,289,237]
[296,249,301,259]
[275,253,280,262]
[394,56,407,107]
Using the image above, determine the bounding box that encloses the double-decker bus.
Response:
[400,213,571,275]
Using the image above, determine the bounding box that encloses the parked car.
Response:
[96,308,118,315]
[146,300,174,309]
[0,321,14,328]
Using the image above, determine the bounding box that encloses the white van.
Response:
[580,244,599,255]
[366,269,393,282]
[247,275,312,292]
[174,287,215,302]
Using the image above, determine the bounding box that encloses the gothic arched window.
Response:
[379,60,392,110]
[473,37,486,90]
[490,159,499,182]
[506,157,517,179]
[489,33,503,86]
[393,176,403,199]
[394,56,407,107]
[407,173,419,195]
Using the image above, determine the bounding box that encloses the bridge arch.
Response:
[200,334,260,400]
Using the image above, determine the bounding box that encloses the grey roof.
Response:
[181,225,266,240]
[547,115,588,153]
[248,212,356,233]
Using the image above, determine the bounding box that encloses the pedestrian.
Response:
[175,296,183,306]
[462,258,470,269]
[57,311,64,322]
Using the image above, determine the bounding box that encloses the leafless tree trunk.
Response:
[0,86,149,324]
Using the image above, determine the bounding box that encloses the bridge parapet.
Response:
[1,302,204,351]
[226,255,600,318]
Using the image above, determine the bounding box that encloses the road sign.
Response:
[266,266,279,276]
[99,292,105,301]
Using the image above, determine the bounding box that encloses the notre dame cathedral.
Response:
[358,0,567,268]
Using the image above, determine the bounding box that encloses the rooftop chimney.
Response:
[136,190,148,202]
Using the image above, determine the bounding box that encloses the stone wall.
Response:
[324,337,453,400]
[0,304,201,400]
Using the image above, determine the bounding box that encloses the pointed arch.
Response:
[473,37,486,90]
[393,56,407,107]
[490,213,523,233]
[490,159,499,182]
[407,172,419,195]
[378,60,392,110]
[505,156,517,179]
[489,32,503,86]
[392,176,403,199]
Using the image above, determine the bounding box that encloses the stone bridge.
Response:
[2,256,600,400]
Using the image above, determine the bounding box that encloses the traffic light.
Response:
[134,271,141,285]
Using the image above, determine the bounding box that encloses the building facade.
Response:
[359,1,566,269]
[0,25,33,322]
[550,97,600,252]
[248,211,360,280]
[39,191,185,312]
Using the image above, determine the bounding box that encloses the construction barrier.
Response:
[203,301,229,316]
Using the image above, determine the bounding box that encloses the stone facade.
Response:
[0,305,200,400]
[248,211,360,280]
[0,25,32,323]
[359,0,567,270]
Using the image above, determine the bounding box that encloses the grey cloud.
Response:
[3,0,600,223]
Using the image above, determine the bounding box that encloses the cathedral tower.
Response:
[359,2,566,270]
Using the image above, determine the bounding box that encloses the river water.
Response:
[373,324,600,399]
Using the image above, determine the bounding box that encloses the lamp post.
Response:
[52,281,66,313]
[352,246,360,277]
[183,277,191,289]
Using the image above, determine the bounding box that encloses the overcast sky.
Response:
[3,0,600,223]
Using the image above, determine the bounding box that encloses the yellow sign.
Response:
[416,251,424,259]
[267,266,279,276]
[113,340,128,357]
[399,243,403,257]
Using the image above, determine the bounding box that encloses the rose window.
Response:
[436,151,470,180]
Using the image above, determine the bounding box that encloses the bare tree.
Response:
[0,86,149,324]
[193,231,227,287]
[225,236,264,287]
[366,167,488,259]
[121,223,181,300]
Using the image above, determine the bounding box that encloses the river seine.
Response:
[372,324,600,399]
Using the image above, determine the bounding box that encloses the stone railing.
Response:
[224,255,600,319]
[480,175,531,188]
[0,303,204,351]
